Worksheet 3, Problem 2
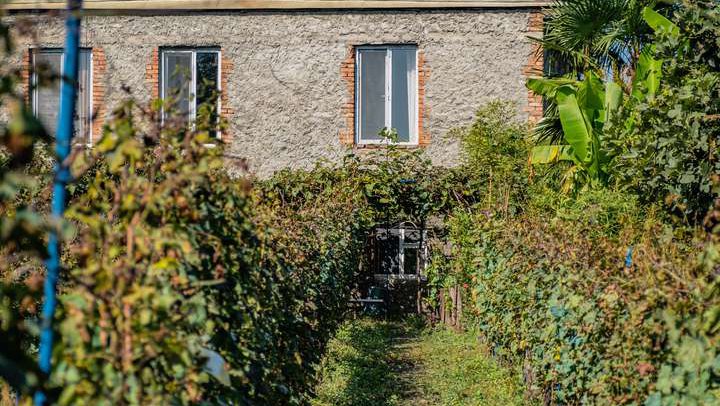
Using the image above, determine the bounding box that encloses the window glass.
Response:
[357,46,417,144]
[77,52,91,142]
[160,49,220,137]
[391,48,416,143]
[377,228,401,274]
[33,49,92,144]
[34,51,62,136]
[359,49,386,141]
[403,247,418,275]
[404,228,421,243]
[196,52,219,136]
[163,52,192,123]
[372,226,425,276]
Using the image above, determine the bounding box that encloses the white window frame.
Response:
[373,225,428,278]
[159,47,222,141]
[31,47,94,147]
[397,227,427,276]
[355,45,419,146]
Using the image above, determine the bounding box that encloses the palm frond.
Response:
[531,102,564,144]
[542,0,653,74]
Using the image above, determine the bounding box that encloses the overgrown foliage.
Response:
[433,103,720,404]
[532,0,720,223]
[425,102,531,311]
[448,201,720,404]
[2,1,719,405]
[430,3,720,401]
[448,101,530,216]
[606,0,720,223]
[540,0,654,76]
[0,12,51,402]
[39,96,390,404]
[530,0,657,148]
[1,90,473,404]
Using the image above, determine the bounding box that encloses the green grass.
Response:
[311,319,402,406]
[312,318,532,406]
[411,327,530,406]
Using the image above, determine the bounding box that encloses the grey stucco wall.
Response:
[8,9,535,176]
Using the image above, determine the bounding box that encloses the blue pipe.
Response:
[625,246,634,268]
[35,1,83,404]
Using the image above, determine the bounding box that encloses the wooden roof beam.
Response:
[4,0,551,11]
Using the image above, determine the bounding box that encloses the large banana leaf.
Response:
[632,47,664,100]
[530,145,577,164]
[556,85,593,164]
[527,77,577,98]
[604,81,623,123]
[577,72,605,112]
[631,7,678,100]
[642,7,680,37]
[527,77,571,144]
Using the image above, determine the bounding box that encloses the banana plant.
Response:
[527,6,678,190]
[632,7,680,100]
[528,72,622,188]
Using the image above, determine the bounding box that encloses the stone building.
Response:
[6,0,547,176]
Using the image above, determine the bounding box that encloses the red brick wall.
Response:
[220,54,234,144]
[145,48,160,100]
[417,49,430,147]
[21,49,31,104]
[91,47,107,143]
[524,11,545,123]
[339,46,355,146]
[340,45,429,147]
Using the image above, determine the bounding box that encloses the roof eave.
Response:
[3,0,551,11]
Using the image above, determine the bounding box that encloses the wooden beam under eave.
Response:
[3,0,551,11]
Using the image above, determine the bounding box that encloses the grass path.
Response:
[312,318,531,406]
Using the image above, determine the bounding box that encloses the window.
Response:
[31,48,92,145]
[160,48,220,136]
[356,45,418,145]
[372,225,427,277]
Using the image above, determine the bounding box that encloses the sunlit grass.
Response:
[311,319,401,406]
[312,319,532,406]
[411,327,531,406]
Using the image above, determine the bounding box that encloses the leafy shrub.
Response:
[32,97,379,405]
[433,97,720,403]
[448,101,530,216]
[1,67,475,402]
[429,91,720,404]
[0,15,51,401]
[0,86,474,404]
[606,0,720,223]
[442,195,720,404]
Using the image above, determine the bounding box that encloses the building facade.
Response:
[7,0,546,176]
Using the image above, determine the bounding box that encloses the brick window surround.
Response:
[146,47,234,144]
[91,48,107,143]
[524,11,545,123]
[22,47,107,144]
[21,49,30,104]
[340,45,430,147]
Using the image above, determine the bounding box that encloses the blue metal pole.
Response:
[35,1,83,404]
